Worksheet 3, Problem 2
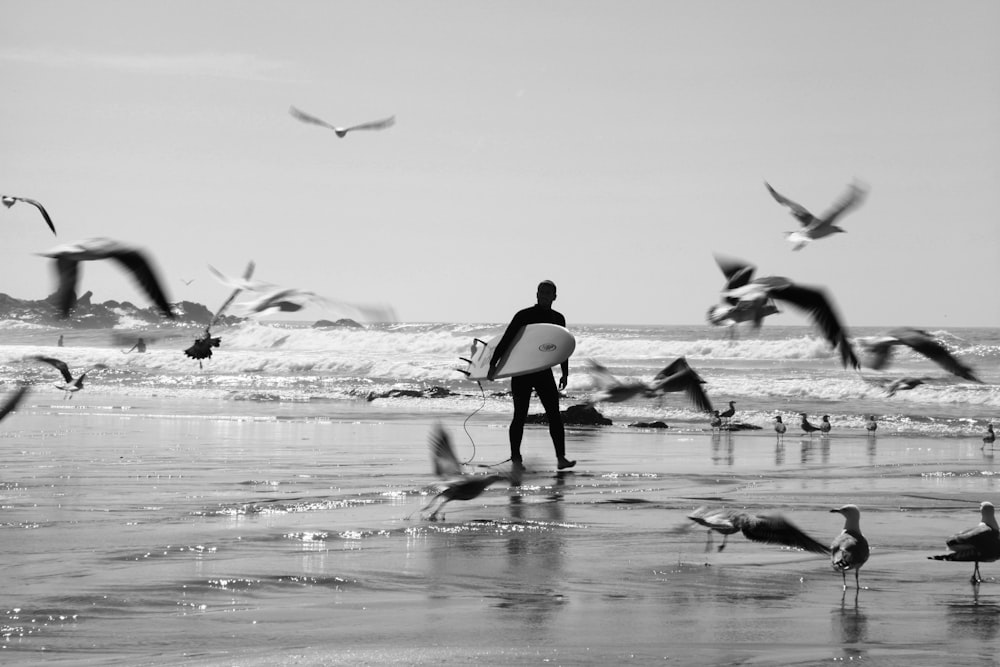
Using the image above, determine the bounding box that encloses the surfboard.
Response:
[460,323,576,381]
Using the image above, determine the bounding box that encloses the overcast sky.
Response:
[2,1,998,327]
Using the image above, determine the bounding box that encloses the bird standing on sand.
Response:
[983,424,995,449]
[829,505,870,590]
[820,415,832,435]
[687,505,830,554]
[928,501,1000,584]
[31,356,106,398]
[711,255,859,370]
[719,401,736,426]
[866,416,878,436]
[421,424,507,521]
[862,328,980,383]
[800,413,820,436]
[710,411,722,431]
[38,238,174,319]
[0,385,30,422]
[3,194,56,235]
[289,106,395,138]
[765,181,867,251]
[774,415,787,441]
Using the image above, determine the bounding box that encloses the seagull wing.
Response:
[33,355,73,383]
[764,182,814,226]
[50,256,80,318]
[818,182,867,226]
[652,361,713,413]
[944,523,1000,561]
[343,115,396,133]
[429,423,464,479]
[109,249,175,319]
[737,512,831,554]
[896,330,981,383]
[687,506,740,534]
[766,281,859,370]
[8,196,56,235]
[288,105,338,130]
[586,359,620,389]
[713,254,757,295]
[210,260,256,326]
[0,385,30,422]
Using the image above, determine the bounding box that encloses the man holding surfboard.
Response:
[488,280,575,472]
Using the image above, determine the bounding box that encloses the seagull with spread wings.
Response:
[687,505,831,554]
[32,356,107,398]
[713,255,859,369]
[765,181,868,251]
[706,255,780,333]
[862,328,981,383]
[38,238,174,319]
[3,194,56,235]
[420,423,507,521]
[289,106,395,138]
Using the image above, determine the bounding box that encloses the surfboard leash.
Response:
[460,380,488,465]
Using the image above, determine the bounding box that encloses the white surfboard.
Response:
[460,323,576,381]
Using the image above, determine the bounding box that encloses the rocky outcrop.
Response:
[313,318,364,329]
[527,403,613,426]
[0,292,242,329]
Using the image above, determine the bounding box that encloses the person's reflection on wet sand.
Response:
[500,474,569,638]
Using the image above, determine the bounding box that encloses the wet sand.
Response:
[1,396,998,665]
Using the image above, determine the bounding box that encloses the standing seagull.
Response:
[719,401,736,426]
[983,424,995,449]
[862,328,980,383]
[289,106,395,138]
[31,356,106,398]
[713,256,859,369]
[928,501,1000,584]
[865,415,878,436]
[774,415,787,441]
[687,506,830,554]
[765,181,867,251]
[420,424,507,521]
[709,411,723,431]
[800,413,820,436]
[0,385,30,422]
[3,195,56,235]
[830,505,870,590]
[38,238,174,319]
[820,415,832,435]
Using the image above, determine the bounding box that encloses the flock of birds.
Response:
[420,422,1000,587]
[2,106,398,380]
[4,122,997,588]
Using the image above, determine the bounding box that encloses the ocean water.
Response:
[1,320,999,665]
[2,320,996,434]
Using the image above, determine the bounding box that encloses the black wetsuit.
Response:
[490,304,568,464]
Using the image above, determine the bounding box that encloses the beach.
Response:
[1,322,998,665]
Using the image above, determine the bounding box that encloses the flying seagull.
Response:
[713,255,859,369]
[706,255,780,333]
[687,505,830,554]
[288,106,395,138]
[38,238,175,319]
[649,357,714,413]
[765,181,867,251]
[862,328,980,383]
[420,423,506,521]
[186,260,257,368]
[585,359,657,404]
[928,501,1000,584]
[31,356,107,398]
[0,385,30,422]
[830,505,870,590]
[234,286,397,323]
[2,195,56,235]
